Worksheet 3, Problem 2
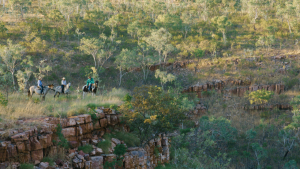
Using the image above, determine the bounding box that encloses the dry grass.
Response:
[0,88,128,127]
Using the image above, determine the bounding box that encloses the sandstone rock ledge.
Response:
[0,108,170,169]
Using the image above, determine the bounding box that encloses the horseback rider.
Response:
[61,77,67,93]
[38,77,43,94]
[86,76,94,92]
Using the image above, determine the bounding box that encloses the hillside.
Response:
[1,0,300,168]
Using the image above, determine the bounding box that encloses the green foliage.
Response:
[54,124,69,149]
[283,78,298,90]
[119,85,186,146]
[199,116,237,141]
[41,157,55,166]
[103,131,140,147]
[123,93,132,102]
[113,144,127,157]
[246,90,274,105]
[284,160,298,169]
[0,92,8,107]
[19,163,34,169]
[193,48,204,61]
[97,138,111,154]
[155,69,176,90]
[78,144,93,154]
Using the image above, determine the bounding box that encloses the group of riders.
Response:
[37,76,95,94]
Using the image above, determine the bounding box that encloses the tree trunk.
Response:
[11,71,15,90]
[119,66,122,86]
[158,51,161,64]
[222,31,226,45]
[287,20,292,34]
[93,55,97,68]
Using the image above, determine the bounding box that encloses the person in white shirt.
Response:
[61,77,67,93]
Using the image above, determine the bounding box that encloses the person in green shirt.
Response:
[86,76,94,91]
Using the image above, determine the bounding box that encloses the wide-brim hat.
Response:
[62,77,65,79]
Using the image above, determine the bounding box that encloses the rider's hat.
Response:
[62,77,65,79]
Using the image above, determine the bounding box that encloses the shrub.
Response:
[0,92,8,107]
[86,103,98,109]
[109,131,140,147]
[54,124,69,149]
[123,93,132,102]
[113,144,127,157]
[78,144,93,153]
[97,135,111,154]
[19,163,34,169]
[42,157,55,166]
[246,89,274,105]
[283,78,298,89]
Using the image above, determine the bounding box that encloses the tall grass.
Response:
[0,88,128,128]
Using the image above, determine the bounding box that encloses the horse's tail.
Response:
[27,89,30,97]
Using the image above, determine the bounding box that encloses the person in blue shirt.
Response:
[38,77,43,94]
[61,77,67,93]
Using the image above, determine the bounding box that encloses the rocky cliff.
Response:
[0,108,170,169]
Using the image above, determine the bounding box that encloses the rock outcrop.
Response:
[182,79,285,98]
[0,108,170,169]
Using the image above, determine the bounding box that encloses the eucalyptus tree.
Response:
[154,14,182,32]
[143,28,172,64]
[84,10,106,34]
[276,2,296,34]
[16,55,33,92]
[79,37,104,68]
[211,16,232,45]
[0,21,7,37]
[104,14,121,43]
[136,42,158,80]
[127,20,149,43]
[241,0,269,30]
[8,0,32,19]
[0,39,25,90]
[115,49,137,86]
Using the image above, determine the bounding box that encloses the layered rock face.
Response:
[182,79,285,98]
[0,108,170,169]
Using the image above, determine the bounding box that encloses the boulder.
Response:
[78,114,92,123]
[100,119,108,128]
[110,115,119,126]
[39,162,49,169]
[111,138,121,145]
[90,156,103,169]
[93,121,101,130]
[16,142,25,153]
[95,109,105,119]
[31,149,43,162]
[61,127,76,138]
[0,146,7,162]
[11,133,28,143]
[95,148,103,155]
[30,137,42,151]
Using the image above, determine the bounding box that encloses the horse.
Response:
[28,84,54,100]
[82,81,98,99]
[53,83,71,98]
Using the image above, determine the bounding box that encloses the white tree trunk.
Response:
[287,19,292,34]
[222,31,226,45]
[119,66,122,86]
